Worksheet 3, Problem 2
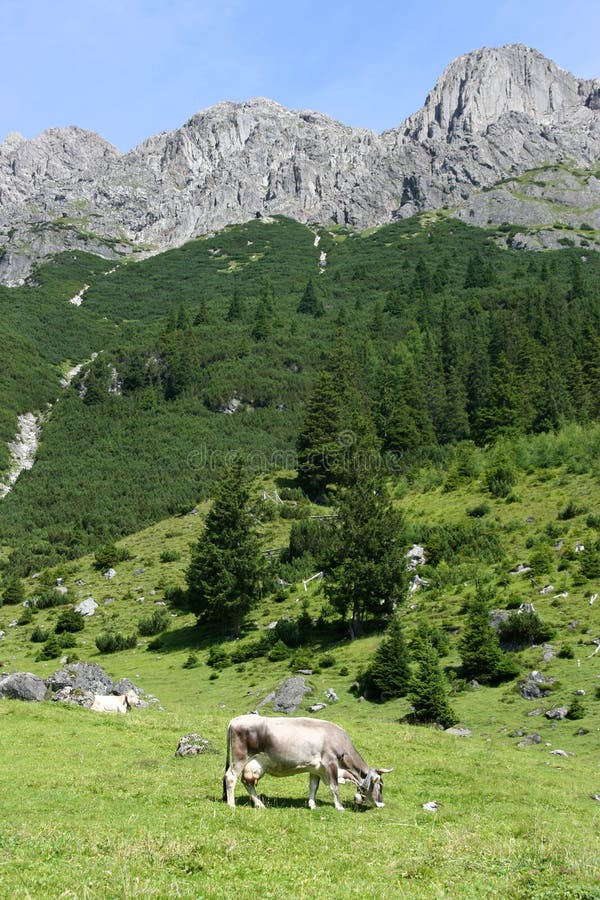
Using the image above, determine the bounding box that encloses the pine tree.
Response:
[325,475,406,634]
[297,279,324,317]
[296,339,380,497]
[408,642,457,728]
[362,615,411,700]
[227,285,244,321]
[251,299,271,341]
[458,585,519,685]
[186,460,265,636]
[194,296,210,325]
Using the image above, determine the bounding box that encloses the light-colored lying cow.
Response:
[90,690,140,714]
[224,714,391,811]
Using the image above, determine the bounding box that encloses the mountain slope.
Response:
[1,45,600,283]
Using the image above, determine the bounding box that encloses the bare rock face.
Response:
[1,45,600,283]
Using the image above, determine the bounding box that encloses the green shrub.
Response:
[159,550,181,563]
[2,577,25,606]
[466,502,490,518]
[17,607,33,625]
[182,652,199,669]
[580,548,600,580]
[138,608,170,636]
[95,631,137,653]
[567,695,586,720]
[206,644,231,669]
[558,499,587,521]
[36,634,63,660]
[485,460,517,498]
[557,644,575,659]
[32,590,72,609]
[30,625,50,643]
[497,610,555,648]
[93,543,132,571]
[268,640,291,661]
[318,653,335,669]
[55,608,85,633]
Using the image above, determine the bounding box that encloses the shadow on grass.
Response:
[207,793,371,811]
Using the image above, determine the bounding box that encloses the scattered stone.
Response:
[568,620,579,631]
[422,801,440,812]
[545,707,569,720]
[133,567,145,576]
[0,672,47,702]
[104,568,116,579]
[175,733,215,757]
[574,728,589,736]
[516,732,542,747]
[591,794,600,802]
[55,585,68,595]
[539,585,554,595]
[104,597,115,605]
[526,708,544,717]
[445,726,472,737]
[509,563,532,575]
[468,680,480,689]
[75,597,98,617]
[325,688,338,703]
[575,689,586,696]
[309,703,327,712]
[550,749,570,757]
[542,645,556,662]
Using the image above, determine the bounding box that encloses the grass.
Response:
[1,699,599,898]
[2,452,600,895]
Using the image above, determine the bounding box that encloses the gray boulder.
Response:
[271,676,312,714]
[546,707,569,720]
[0,672,47,702]
[519,671,555,700]
[50,686,95,707]
[75,597,98,617]
[46,661,115,695]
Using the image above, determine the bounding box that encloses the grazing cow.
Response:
[90,690,140,714]
[224,714,391,810]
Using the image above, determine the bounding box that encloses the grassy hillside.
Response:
[1,438,600,896]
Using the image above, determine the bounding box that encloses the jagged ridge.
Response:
[1,44,600,283]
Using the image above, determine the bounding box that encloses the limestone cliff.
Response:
[1,44,599,283]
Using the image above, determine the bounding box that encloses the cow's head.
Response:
[356,768,392,808]
[125,690,141,709]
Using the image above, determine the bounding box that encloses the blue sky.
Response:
[3,0,600,151]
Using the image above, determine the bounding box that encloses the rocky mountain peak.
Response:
[402,43,589,142]
[1,44,599,284]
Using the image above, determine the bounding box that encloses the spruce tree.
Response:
[362,615,411,700]
[297,279,324,317]
[458,585,518,685]
[325,474,406,634]
[186,460,264,637]
[408,642,457,728]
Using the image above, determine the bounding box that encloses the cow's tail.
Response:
[222,722,231,802]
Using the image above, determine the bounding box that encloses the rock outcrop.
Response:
[1,44,599,283]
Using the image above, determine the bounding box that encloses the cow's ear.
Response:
[376,767,393,774]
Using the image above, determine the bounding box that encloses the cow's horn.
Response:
[376,767,393,774]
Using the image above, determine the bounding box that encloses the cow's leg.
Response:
[308,773,320,809]
[224,764,239,808]
[322,760,344,811]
